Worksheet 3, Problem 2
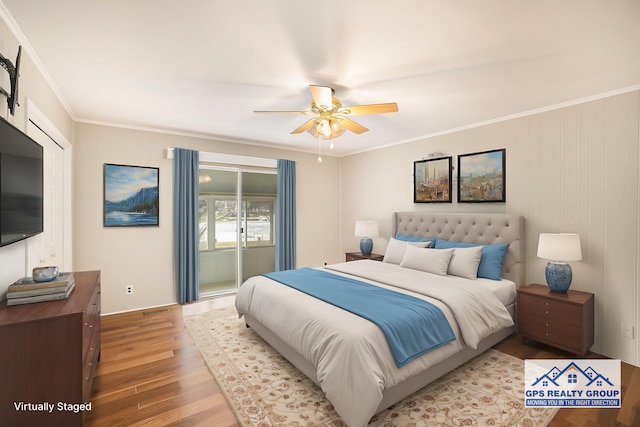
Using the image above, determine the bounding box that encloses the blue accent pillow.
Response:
[434,238,508,280]
[395,232,436,246]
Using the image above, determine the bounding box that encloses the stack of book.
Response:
[6,273,75,306]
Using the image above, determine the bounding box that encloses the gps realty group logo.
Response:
[524,359,621,408]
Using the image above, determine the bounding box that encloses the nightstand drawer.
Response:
[518,312,582,351]
[518,294,583,327]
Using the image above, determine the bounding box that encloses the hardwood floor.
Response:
[87,297,640,427]
[86,298,238,427]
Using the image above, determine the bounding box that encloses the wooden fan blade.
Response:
[340,117,369,134]
[309,85,333,110]
[341,103,398,115]
[307,125,319,138]
[291,118,318,134]
[254,110,314,115]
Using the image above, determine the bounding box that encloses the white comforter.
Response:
[235,260,514,427]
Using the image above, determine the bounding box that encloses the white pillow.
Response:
[400,245,454,275]
[448,246,483,279]
[382,238,430,264]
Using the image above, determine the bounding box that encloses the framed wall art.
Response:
[457,149,505,203]
[413,156,452,203]
[104,163,159,226]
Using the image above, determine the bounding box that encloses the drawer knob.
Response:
[545,333,549,336]
[545,311,549,314]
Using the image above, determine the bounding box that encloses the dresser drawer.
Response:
[518,293,583,327]
[82,289,101,359]
[86,283,101,315]
[518,312,582,351]
[83,331,100,402]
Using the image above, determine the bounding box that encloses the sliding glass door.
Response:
[198,167,276,296]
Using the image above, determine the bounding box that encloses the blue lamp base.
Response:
[545,261,573,293]
[360,238,373,255]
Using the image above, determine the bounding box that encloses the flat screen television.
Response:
[0,116,43,247]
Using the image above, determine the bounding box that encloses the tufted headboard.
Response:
[392,212,526,287]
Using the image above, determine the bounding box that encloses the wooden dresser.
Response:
[0,270,101,427]
[517,283,594,355]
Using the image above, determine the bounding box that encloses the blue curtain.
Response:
[275,159,296,271]
[173,148,200,303]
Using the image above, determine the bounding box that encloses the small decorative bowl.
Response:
[32,266,59,282]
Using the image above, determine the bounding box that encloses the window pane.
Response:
[198,198,208,251]
[244,200,274,246]
[215,199,237,248]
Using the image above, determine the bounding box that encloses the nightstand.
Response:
[517,284,594,355]
[345,252,384,262]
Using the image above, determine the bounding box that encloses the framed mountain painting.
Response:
[103,163,159,226]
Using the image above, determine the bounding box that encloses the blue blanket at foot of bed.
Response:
[262,268,456,367]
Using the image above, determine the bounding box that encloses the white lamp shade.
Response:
[537,233,582,261]
[354,221,379,238]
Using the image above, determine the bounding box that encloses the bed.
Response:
[235,212,525,427]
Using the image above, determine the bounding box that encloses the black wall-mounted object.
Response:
[0,46,21,115]
[0,113,44,247]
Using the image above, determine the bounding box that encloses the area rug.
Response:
[184,306,558,426]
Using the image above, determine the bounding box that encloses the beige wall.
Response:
[340,90,640,365]
[72,123,341,314]
[0,15,73,299]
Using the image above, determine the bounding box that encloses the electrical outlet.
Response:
[126,285,133,295]
[623,324,634,339]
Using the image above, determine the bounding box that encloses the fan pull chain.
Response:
[317,135,323,163]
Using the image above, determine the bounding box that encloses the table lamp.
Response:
[354,221,379,255]
[537,233,582,293]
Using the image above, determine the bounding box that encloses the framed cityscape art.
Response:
[457,149,505,202]
[103,163,159,226]
[413,156,452,203]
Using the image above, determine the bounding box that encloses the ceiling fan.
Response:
[254,85,399,140]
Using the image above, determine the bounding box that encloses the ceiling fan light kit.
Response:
[255,85,398,144]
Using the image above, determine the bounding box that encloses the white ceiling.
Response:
[2,1,639,156]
